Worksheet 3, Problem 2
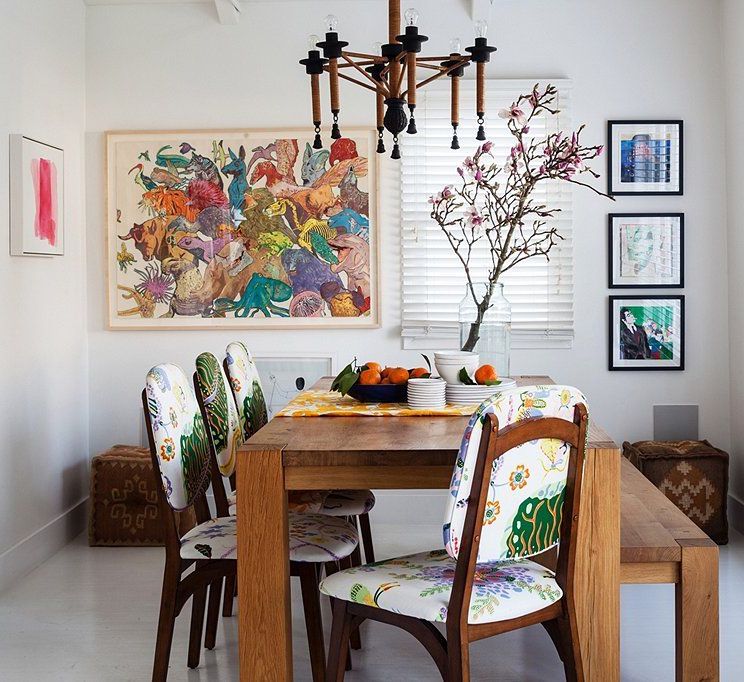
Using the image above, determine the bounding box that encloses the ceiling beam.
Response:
[214,0,240,24]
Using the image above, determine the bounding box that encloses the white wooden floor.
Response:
[1,524,743,681]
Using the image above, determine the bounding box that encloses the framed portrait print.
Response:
[607,120,683,196]
[10,135,65,256]
[106,129,379,329]
[608,213,684,288]
[609,295,684,371]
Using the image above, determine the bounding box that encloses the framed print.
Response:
[106,129,379,329]
[608,213,684,288]
[10,135,64,256]
[609,295,684,371]
[607,120,683,196]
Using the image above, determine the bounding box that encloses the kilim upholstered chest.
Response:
[623,439,728,544]
[88,444,195,546]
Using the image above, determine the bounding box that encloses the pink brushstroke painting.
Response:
[31,157,58,246]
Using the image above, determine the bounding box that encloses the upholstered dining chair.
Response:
[223,341,377,563]
[144,362,359,682]
[320,385,590,682]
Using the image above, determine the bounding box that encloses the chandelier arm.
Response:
[416,62,447,71]
[337,61,377,68]
[344,51,384,60]
[334,70,387,95]
[339,54,391,96]
[412,55,464,62]
[394,58,408,98]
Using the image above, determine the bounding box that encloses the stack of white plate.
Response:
[433,351,479,385]
[407,378,447,409]
[446,377,518,405]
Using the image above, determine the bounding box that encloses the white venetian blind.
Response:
[401,79,574,349]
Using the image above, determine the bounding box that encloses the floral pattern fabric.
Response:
[289,512,358,562]
[195,352,243,478]
[319,549,562,625]
[144,363,212,511]
[180,512,358,563]
[443,385,589,563]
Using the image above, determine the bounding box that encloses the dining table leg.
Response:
[675,539,719,682]
[237,446,292,681]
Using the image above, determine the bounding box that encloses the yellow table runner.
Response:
[276,389,478,417]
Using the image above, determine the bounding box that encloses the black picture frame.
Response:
[607,213,684,289]
[607,120,684,196]
[608,295,685,371]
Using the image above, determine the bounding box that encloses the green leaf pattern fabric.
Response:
[225,342,269,439]
[144,363,212,511]
[195,352,243,477]
[443,385,588,562]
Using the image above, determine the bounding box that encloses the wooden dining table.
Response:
[236,375,621,680]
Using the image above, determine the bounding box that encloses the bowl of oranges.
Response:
[331,359,431,403]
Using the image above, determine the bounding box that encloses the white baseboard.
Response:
[0,498,88,594]
[729,494,744,535]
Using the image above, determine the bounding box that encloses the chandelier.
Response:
[299,0,496,159]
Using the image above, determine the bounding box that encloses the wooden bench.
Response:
[620,457,720,681]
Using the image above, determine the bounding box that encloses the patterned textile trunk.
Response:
[88,445,196,546]
[623,439,729,544]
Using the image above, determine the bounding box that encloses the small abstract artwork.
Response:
[609,296,684,370]
[10,135,64,256]
[106,130,378,329]
[608,213,683,288]
[607,121,683,195]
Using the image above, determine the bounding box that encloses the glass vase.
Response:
[458,282,512,378]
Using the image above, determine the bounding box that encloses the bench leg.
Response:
[675,539,719,682]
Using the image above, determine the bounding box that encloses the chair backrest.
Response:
[443,385,589,563]
[194,351,243,478]
[143,363,213,512]
[224,341,268,440]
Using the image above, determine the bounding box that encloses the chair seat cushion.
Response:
[319,549,562,624]
[320,489,376,516]
[288,512,359,562]
[180,513,358,563]
[227,489,376,516]
[180,517,238,560]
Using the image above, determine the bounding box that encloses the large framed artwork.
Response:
[106,129,378,329]
[607,120,683,196]
[608,213,684,288]
[609,295,685,371]
[10,135,64,256]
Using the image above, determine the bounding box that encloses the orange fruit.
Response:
[359,369,382,385]
[409,367,429,378]
[474,364,498,385]
[381,367,391,378]
[388,367,410,385]
[380,377,391,384]
[365,361,383,373]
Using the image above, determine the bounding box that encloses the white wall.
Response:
[0,0,88,591]
[723,0,744,510]
[85,0,731,518]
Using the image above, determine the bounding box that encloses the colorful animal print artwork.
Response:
[107,131,377,328]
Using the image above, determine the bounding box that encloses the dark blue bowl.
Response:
[347,382,407,403]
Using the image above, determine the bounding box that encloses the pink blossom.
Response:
[457,166,465,178]
[465,205,484,231]
[521,126,530,134]
[475,169,483,182]
[463,156,478,172]
[481,141,494,153]
[498,105,527,126]
[597,145,604,156]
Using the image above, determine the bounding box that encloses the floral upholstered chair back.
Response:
[195,352,243,478]
[144,363,213,512]
[225,342,269,440]
[443,385,588,563]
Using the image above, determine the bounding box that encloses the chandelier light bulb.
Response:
[373,41,383,54]
[450,37,462,54]
[324,14,339,32]
[307,34,320,51]
[474,19,488,39]
[404,7,419,27]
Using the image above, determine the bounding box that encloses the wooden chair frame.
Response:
[141,389,237,682]
[325,403,589,682]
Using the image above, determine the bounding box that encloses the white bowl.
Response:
[434,351,480,384]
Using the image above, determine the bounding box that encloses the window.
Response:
[401,79,574,349]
